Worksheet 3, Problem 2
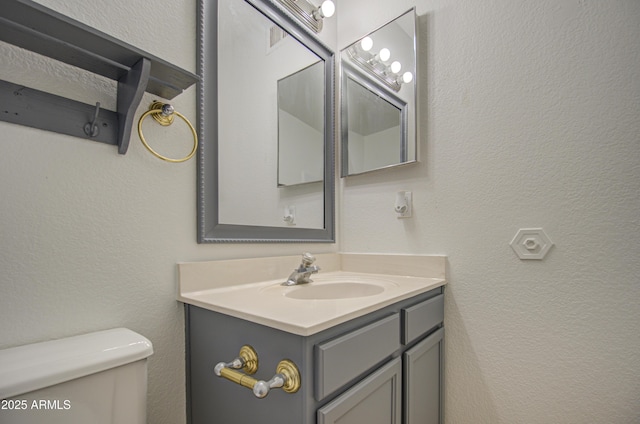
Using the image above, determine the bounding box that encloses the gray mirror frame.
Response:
[340,62,408,177]
[196,0,335,243]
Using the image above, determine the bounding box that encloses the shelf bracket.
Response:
[117,57,150,154]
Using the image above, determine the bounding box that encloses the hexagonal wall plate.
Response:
[510,228,554,260]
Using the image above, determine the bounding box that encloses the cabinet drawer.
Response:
[315,314,400,400]
[402,294,443,344]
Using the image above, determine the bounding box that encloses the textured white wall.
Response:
[339,0,640,423]
[0,1,337,424]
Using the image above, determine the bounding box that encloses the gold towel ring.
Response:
[137,101,198,163]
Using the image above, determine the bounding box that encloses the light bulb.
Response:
[390,61,402,74]
[315,0,335,18]
[379,48,391,62]
[360,36,373,52]
[402,71,413,84]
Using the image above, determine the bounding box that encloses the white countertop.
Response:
[177,254,446,336]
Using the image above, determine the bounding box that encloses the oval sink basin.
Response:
[285,282,385,300]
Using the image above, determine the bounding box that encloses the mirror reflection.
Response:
[197,0,335,242]
[218,0,323,229]
[340,9,417,176]
[342,63,407,175]
[278,61,324,187]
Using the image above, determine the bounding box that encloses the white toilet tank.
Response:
[0,328,153,424]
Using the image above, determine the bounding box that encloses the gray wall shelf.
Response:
[0,0,199,154]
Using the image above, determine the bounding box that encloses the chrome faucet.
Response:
[282,253,320,286]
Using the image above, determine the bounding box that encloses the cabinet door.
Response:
[317,357,401,424]
[403,327,444,424]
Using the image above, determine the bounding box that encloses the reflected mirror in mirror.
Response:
[278,61,324,186]
[340,9,416,176]
[342,63,407,175]
[197,0,335,242]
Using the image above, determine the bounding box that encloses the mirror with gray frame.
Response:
[197,0,335,242]
[340,9,417,177]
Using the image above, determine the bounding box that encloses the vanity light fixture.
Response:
[389,61,402,74]
[377,47,391,63]
[346,40,413,92]
[275,0,335,33]
[360,36,373,52]
[313,0,335,19]
[399,71,413,84]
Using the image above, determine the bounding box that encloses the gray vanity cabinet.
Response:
[185,287,443,424]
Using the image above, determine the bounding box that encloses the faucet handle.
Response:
[301,252,316,266]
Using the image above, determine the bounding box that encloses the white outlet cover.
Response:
[396,191,412,218]
[510,228,554,260]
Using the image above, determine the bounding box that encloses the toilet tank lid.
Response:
[0,328,153,399]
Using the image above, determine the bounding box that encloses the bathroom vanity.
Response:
[179,254,446,424]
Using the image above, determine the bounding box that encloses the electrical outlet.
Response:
[395,191,412,218]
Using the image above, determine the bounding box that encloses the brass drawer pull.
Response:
[214,345,301,398]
